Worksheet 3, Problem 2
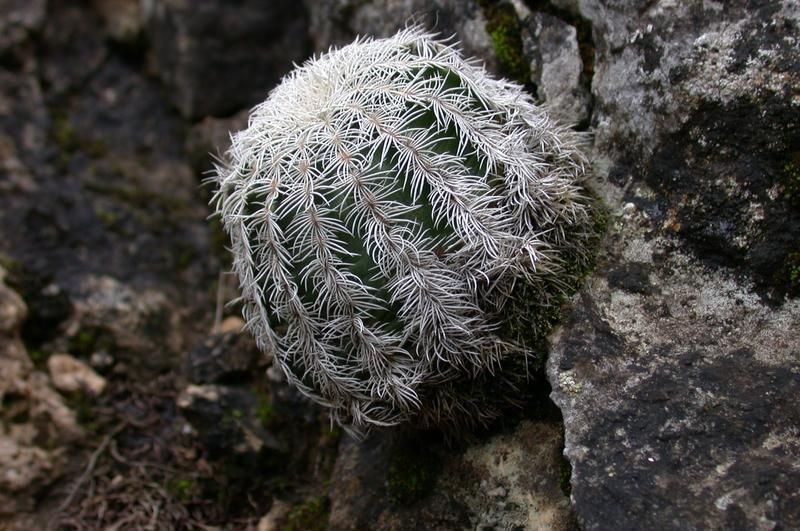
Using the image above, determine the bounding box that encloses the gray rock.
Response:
[549,198,800,529]
[521,12,590,125]
[304,0,500,74]
[0,0,46,57]
[544,2,800,528]
[145,0,310,119]
[184,330,262,385]
[38,3,108,97]
[327,421,575,530]
[177,383,284,457]
[91,0,144,44]
[580,0,800,297]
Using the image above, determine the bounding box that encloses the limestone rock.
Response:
[0,432,55,514]
[579,0,800,297]
[47,353,107,396]
[91,0,143,43]
[549,198,800,529]
[184,330,261,385]
[0,267,26,335]
[304,0,499,75]
[326,421,575,530]
[145,0,310,119]
[521,12,590,125]
[177,384,284,457]
[257,500,291,531]
[0,276,82,519]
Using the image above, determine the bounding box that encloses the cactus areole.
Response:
[212,28,594,433]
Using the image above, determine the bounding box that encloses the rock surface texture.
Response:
[0,0,797,529]
[545,0,800,529]
[305,0,800,529]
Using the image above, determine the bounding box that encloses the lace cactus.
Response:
[212,28,594,432]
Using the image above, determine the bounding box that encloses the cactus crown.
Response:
[212,28,593,432]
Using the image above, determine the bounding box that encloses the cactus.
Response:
[212,28,595,433]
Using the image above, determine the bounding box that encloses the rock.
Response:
[215,316,245,335]
[47,353,107,396]
[579,0,800,297]
[304,0,500,74]
[91,0,144,44]
[0,267,26,335]
[145,0,310,119]
[521,11,590,125]
[176,384,284,457]
[185,110,249,173]
[0,0,46,57]
[1,2,216,375]
[0,432,55,513]
[38,2,107,97]
[463,421,576,531]
[68,276,185,374]
[88,350,114,370]
[606,261,654,295]
[548,190,800,529]
[6,269,71,348]
[257,500,291,531]
[0,277,82,519]
[0,69,48,200]
[0,133,36,195]
[184,330,262,385]
[326,421,574,530]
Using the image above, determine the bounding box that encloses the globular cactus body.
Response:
[213,28,592,432]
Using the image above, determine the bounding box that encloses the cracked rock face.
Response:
[304,0,500,74]
[520,10,590,126]
[549,198,800,529]
[584,0,800,298]
[546,0,800,528]
[146,0,310,119]
[0,269,83,519]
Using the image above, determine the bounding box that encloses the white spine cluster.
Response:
[213,28,592,432]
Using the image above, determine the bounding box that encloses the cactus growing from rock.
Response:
[212,28,595,432]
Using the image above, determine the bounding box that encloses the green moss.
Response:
[255,397,276,428]
[28,349,49,367]
[53,113,78,154]
[386,439,441,505]
[70,329,98,356]
[500,193,607,364]
[94,205,119,228]
[168,477,195,504]
[479,1,531,85]
[283,496,329,531]
[176,248,194,271]
[782,161,800,206]
[51,110,109,162]
[0,253,18,273]
[68,327,117,359]
[782,251,800,296]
